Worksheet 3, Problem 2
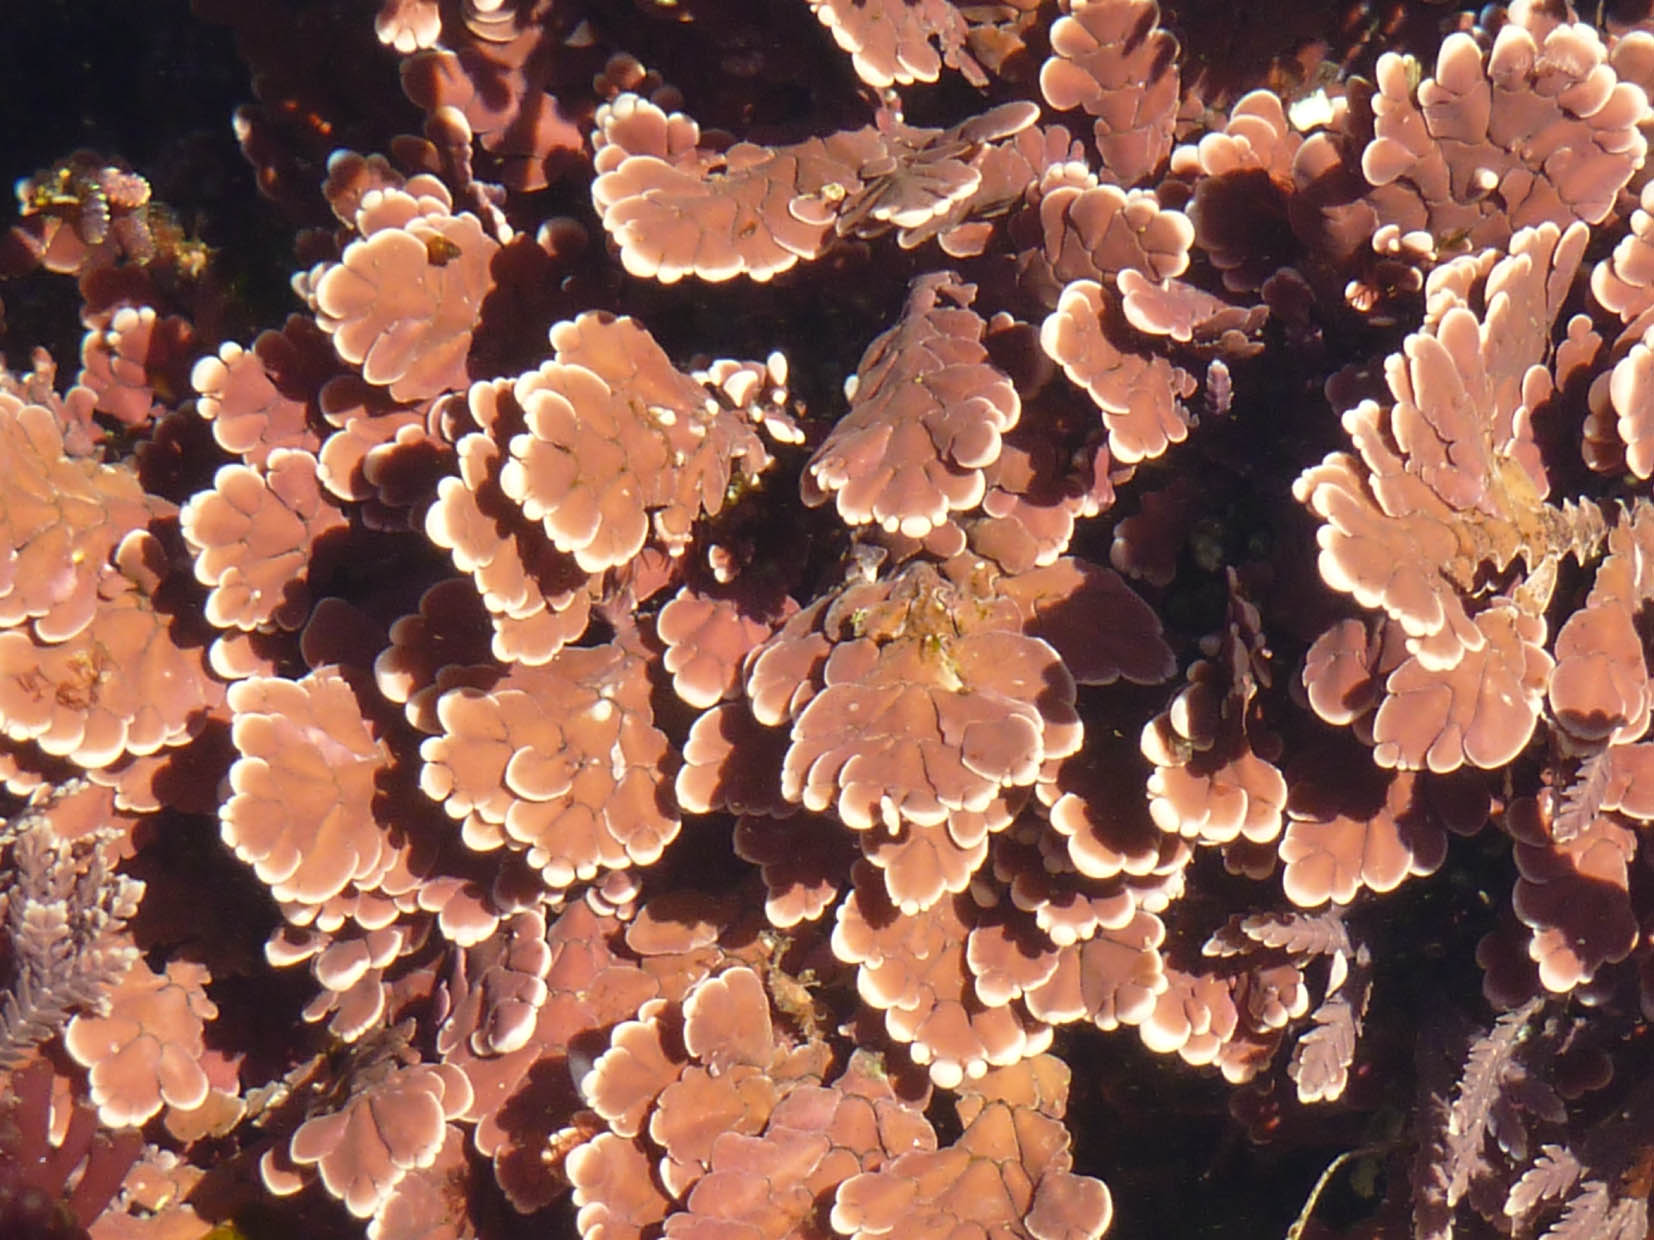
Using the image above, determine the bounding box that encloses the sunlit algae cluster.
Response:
[4,0,1654,1236]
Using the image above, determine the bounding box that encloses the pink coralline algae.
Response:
[14,1,1654,1238]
